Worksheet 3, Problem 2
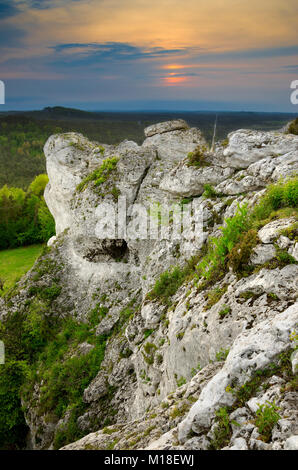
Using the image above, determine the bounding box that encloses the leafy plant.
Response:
[255,401,281,442]
[227,229,258,274]
[215,348,230,362]
[209,407,232,450]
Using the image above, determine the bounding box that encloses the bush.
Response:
[202,184,219,199]
[209,407,232,450]
[147,267,185,305]
[255,401,281,442]
[197,203,249,281]
[147,255,201,305]
[252,177,298,221]
[0,360,29,449]
[186,145,209,167]
[0,175,55,250]
[288,118,298,135]
[227,229,258,274]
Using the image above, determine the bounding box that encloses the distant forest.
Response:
[0,106,296,189]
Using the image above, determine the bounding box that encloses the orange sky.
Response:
[0,0,297,110]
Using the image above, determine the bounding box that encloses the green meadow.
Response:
[0,244,44,294]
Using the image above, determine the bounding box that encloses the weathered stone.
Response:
[250,244,276,265]
[178,302,298,443]
[160,163,234,197]
[284,435,298,450]
[2,121,297,451]
[144,120,189,137]
[222,129,298,169]
[258,218,296,244]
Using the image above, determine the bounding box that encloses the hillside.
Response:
[0,119,297,451]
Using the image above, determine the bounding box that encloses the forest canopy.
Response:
[0,174,55,250]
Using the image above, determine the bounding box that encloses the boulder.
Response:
[258,218,296,243]
[223,129,298,169]
[250,244,276,265]
[144,119,189,137]
[160,164,234,197]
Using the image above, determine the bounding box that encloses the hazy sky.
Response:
[0,0,298,111]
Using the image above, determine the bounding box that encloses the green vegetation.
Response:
[176,376,187,387]
[142,342,157,365]
[0,110,295,188]
[186,145,209,167]
[288,117,298,135]
[0,244,43,293]
[209,407,232,450]
[204,285,228,310]
[215,348,229,362]
[202,184,220,199]
[196,177,298,285]
[0,247,141,450]
[76,156,119,193]
[255,401,281,442]
[211,347,297,449]
[88,303,109,327]
[0,174,55,250]
[0,117,62,189]
[218,305,231,319]
[227,229,258,275]
[279,221,298,241]
[146,255,201,306]
[191,364,201,377]
[146,177,298,308]
[0,299,107,449]
[197,203,250,281]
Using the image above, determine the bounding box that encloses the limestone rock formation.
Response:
[1,120,297,451]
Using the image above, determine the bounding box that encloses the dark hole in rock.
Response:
[84,239,129,262]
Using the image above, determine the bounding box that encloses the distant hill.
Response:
[0,107,296,188]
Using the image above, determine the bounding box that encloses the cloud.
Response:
[51,42,191,66]
[0,0,19,18]
[282,64,298,71]
[20,0,83,9]
[0,24,26,47]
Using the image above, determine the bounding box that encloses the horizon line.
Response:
[0,106,297,115]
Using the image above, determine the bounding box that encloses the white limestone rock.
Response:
[160,163,234,197]
[222,129,298,169]
[215,174,264,195]
[144,120,189,137]
[234,265,298,300]
[291,350,298,375]
[178,302,298,443]
[284,435,298,450]
[142,127,206,163]
[250,244,276,265]
[288,243,298,262]
[258,218,296,244]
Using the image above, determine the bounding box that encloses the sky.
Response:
[0,0,298,111]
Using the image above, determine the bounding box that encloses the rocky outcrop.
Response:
[177,302,298,443]
[2,120,297,451]
[221,129,298,169]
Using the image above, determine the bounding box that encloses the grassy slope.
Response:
[0,244,44,293]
